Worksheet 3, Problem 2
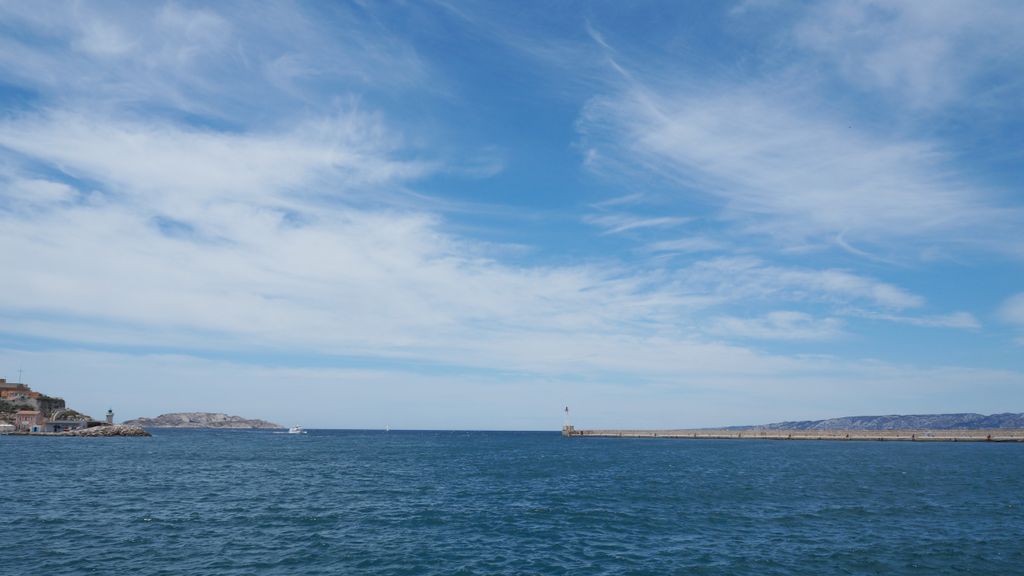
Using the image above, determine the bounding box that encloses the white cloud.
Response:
[647,236,726,254]
[0,108,940,379]
[569,2,1024,261]
[0,1,430,118]
[583,213,690,235]
[1,177,78,206]
[579,84,1014,251]
[72,17,136,57]
[1000,293,1024,327]
[853,310,981,330]
[794,0,1024,109]
[678,257,924,310]
[0,111,435,235]
[709,311,845,341]
[0,110,712,375]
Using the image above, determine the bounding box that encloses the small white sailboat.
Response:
[288,425,306,434]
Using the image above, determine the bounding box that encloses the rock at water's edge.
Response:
[61,425,151,437]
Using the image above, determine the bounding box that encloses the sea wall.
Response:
[564,427,1024,442]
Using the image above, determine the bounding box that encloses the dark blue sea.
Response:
[4,430,1024,575]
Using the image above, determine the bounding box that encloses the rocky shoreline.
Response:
[5,424,151,437]
[64,425,151,437]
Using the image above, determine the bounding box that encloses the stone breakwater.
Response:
[563,427,1024,442]
[62,425,151,437]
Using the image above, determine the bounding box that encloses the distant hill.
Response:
[123,412,283,429]
[730,413,1024,431]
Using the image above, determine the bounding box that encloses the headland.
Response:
[1,377,123,435]
[0,379,257,437]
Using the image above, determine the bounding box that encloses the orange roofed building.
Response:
[15,410,46,432]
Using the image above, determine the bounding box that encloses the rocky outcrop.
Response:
[122,412,283,429]
[61,425,151,437]
[49,408,93,421]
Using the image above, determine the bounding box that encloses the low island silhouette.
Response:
[123,412,284,430]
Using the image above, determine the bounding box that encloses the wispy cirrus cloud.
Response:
[1000,294,1024,345]
[578,83,1018,253]
[583,213,690,235]
[647,236,727,254]
[0,111,431,208]
[0,111,941,377]
[566,0,1024,263]
[708,311,845,341]
[0,109,739,376]
[793,0,1024,110]
[851,310,980,330]
[0,1,431,118]
[677,257,923,311]
[1000,294,1024,327]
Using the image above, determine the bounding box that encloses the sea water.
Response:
[3,429,1023,575]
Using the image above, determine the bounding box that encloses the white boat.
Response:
[288,425,305,434]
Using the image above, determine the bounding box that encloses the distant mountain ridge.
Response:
[730,413,1024,431]
[123,412,283,429]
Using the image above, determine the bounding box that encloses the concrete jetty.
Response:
[561,426,1024,442]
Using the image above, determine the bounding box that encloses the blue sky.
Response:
[1,1,1023,429]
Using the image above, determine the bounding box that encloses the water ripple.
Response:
[4,431,1024,575]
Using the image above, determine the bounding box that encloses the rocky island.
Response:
[123,412,283,429]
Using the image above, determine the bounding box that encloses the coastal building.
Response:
[15,410,45,433]
[45,420,89,433]
[0,378,26,390]
[0,388,31,402]
[0,387,65,416]
[1,379,83,430]
[0,380,32,400]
